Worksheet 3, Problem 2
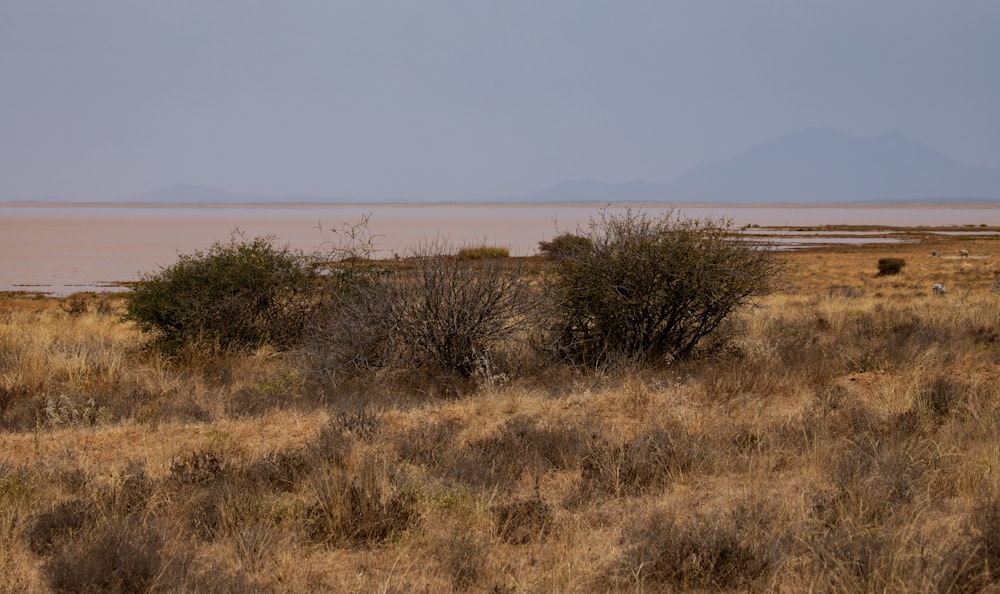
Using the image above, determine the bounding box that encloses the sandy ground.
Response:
[3,202,1000,294]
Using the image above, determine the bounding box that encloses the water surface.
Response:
[2,203,998,295]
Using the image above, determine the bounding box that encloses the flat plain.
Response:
[2,226,1000,592]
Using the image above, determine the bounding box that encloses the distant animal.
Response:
[932,283,947,295]
[930,250,938,257]
[960,249,970,258]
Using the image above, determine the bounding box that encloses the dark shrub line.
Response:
[127,212,781,381]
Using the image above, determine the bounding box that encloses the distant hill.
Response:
[666,128,1000,202]
[9,130,998,205]
[499,129,1000,204]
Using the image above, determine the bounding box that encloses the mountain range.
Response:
[499,128,1000,203]
[10,128,1000,204]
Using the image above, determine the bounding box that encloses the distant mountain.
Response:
[123,184,347,203]
[497,129,1000,203]
[666,128,1000,202]
[11,129,997,205]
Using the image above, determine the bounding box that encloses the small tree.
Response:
[399,244,535,376]
[546,209,781,366]
[124,233,323,353]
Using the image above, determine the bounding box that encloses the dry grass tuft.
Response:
[492,496,554,544]
[578,424,706,498]
[607,502,780,591]
[41,518,164,594]
[169,450,229,487]
[24,499,98,556]
[435,529,491,589]
[305,445,419,547]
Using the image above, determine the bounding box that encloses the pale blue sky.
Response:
[2,0,998,200]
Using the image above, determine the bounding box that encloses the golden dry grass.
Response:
[2,229,1000,592]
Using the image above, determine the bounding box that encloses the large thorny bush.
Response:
[546,209,781,366]
[123,233,324,354]
[311,240,537,380]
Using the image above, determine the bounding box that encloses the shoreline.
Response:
[3,200,1000,209]
[4,203,1000,296]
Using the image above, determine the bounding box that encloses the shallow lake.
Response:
[2,203,999,295]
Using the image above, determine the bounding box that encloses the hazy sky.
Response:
[2,1,999,201]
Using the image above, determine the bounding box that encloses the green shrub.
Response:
[877,257,906,276]
[123,233,323,354]
[456,245,509,260]
[538,232,592,258]
[546,209,781,366]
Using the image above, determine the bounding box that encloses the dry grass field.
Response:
[3,228,1000,592]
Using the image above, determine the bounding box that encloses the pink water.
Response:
[2,203,999,294]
